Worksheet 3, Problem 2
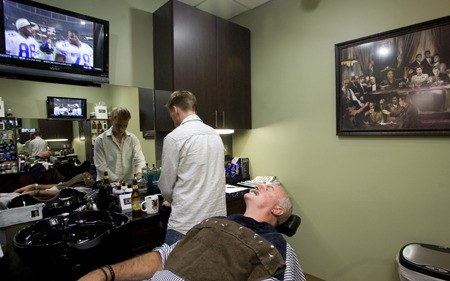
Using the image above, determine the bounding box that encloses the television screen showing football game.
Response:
[2,0,95,67]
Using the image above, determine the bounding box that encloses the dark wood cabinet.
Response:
[154,90,174,131]
[153,0,251,129]
[128,213,167,256]
[38,119,73,140]
[217,18,251,129]
[138,88,155,132]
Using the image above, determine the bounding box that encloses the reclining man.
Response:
[78,182,306,281]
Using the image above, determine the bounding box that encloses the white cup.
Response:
[141,195,159,214]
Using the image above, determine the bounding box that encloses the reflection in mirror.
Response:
[18,119,86,162]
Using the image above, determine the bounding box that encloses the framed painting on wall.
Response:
[336,16,450,136]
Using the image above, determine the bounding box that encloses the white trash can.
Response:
[397,243,450,281]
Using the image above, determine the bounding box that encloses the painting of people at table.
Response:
[337,21,450,133]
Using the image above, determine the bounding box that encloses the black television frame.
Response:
[0,0,109,86]
[46,96,87,120]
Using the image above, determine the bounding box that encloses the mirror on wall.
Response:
[18,119,86,162]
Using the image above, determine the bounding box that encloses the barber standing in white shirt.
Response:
[94,107,146,182]
[28,131,49,158]
[158,90,226,245]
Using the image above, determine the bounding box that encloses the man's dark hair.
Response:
[69,30,79,37]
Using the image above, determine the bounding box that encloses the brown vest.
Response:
[164,218,286,281]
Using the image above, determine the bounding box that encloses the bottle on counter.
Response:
[142,163,149,176]
[140,163,149,195]
[149,164,161,195]
[131,178,141,218]
[97,171,112,210]
[102,171,111,190]
[142,163,151,193]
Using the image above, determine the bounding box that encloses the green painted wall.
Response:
[232,0,450,280]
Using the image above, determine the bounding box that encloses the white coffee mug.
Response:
[141,195,159,214]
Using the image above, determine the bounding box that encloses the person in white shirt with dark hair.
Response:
[28,131,49,158]
[72,104,82,116]
[55,30,93,67]
[54,103,68,116]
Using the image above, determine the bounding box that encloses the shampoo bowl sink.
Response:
[13,210,130,278]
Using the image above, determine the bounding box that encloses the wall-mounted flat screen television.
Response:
[0,117,21,128]
[46,96,87,120]
[0,0,109,86]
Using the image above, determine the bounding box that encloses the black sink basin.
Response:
[13,210,131,280]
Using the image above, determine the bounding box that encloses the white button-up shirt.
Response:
[158,114,226,234]
[94,127,146,182]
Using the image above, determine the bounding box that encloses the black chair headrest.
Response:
[276,214,301,237]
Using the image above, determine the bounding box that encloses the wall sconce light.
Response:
[215,129,235,135]
[45,139,69,142]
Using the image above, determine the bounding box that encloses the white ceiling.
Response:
[177,0,271,19]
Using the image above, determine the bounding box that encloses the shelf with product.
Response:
[90,119,108,145]
[83,118,109,162]
[0,117,19,174]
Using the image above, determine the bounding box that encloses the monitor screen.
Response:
[0,0,109,86]
[0,117,21,128]
[20,128,35,133]
[46,96,87,120]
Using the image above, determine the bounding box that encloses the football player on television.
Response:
[72,104,82,116]
[54,103,68,116]
[4,18,40,59]
[55,30,93,67]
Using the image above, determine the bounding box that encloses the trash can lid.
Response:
[399,243,450,280]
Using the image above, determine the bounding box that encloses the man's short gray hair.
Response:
[272,181,293,226]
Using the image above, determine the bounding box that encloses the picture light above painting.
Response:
[0,0,109,87]
[336,16,450,136]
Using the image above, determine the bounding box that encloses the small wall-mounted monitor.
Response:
[1,117,21,128]
[46,96,87,120]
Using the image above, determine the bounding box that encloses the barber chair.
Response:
[55,160,91,181]
[276,214,301,237]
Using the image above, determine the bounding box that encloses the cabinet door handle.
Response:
[222,111,225,128]
[215,110,218,128]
